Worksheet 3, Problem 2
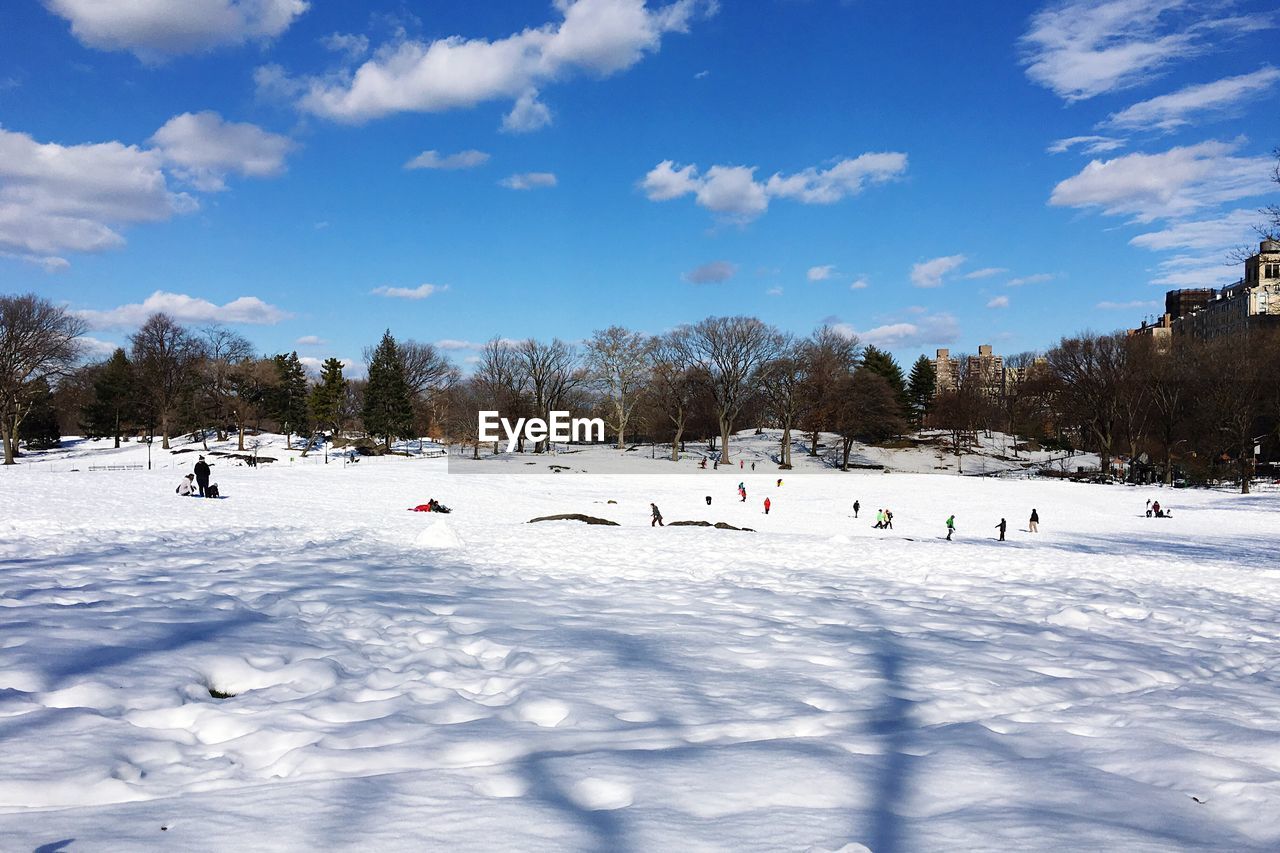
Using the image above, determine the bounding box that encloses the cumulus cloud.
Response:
[292,0,707,125]
[849,277,869,290]
[299,355,358,376]
[404,149,490,170]
[321,31,368,60]
[1103,66,1280,131]
[1018,0,1268,102]
[77,291,291,329]
[295,335,328,346]
[502,90,553,133]
[0,113,292,265]
[1047,135,1125,155]
[0,126,191,260]
[80,336,122,359]
[372,283,447,300]
[962,266,1008,279]
[1007,273,1055,286]
[150,111,294,191]
[836,311,960,349]
[910,254,966,287]
[499,172,557,190]
[44,0,309,61]
[987,295,1010,309]
[640,152,907,221]
[1049,140,1274,223]
[807,264,835,281]
[435,339,485,351]
[683,260,737,284]
[1149,254,1238,287]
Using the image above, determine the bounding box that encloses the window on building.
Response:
[1266,262,1280,278]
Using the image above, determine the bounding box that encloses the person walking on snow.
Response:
[194,455,211,498]
[763,497,771,515]
[1029,508,1039,533]
[776,478,783,488]
[853,500,860,518]
[751,462,756,471]
[740,460,744,469]
[996,518,1007,541]
[874,509,885,529]
[946,514,956,540]
[650,503,664,527]
[885,509,894,530]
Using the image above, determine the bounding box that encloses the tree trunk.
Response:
[841,438,852,471]
[671,417,685,462]
[809,431,820,457]
[238,424,246,452]
[780,424,791,467]
[114,410,121,449]
[719,417,732,465]
[1,418,14,465]
[161,415,171,450]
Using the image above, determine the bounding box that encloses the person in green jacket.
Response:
[946,514,956,540]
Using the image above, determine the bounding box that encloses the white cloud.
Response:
[295,335,328,346]
[683,260,737,284]
[294,0,707,124]
[80,336,121,359]
[1104,66,1280,131]
[1007,273,1055,286]
[299,355,357,376]
[1149,253,1238,287]
[321,31,368,60]
[372,283,447,300]
[766,286,783,296]
[1018,0,1268,102]
[807,264,835,281]
[150,111,294,191]
[849,277,869,290]
[44,0,309,61]
[502,90,553,133]
[404,149,490,170]
[500,172,557,190]
[0,126,192,259]
[1,251,72,272]
[910,254,966,288]
[1129,208,1258,251]
[1096,299,1159,309]
[962,266,1008,279]
[640,152,907,221]
[1049,140,1274,222]
[1047,135,1126,155]
[77,291,292,329]
[435,339,484,351]
[987,295,1010,309]
[837,311,960,349]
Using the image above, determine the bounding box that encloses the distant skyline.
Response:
[2,0,1278,374]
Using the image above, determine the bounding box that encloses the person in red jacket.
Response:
[764,497,771,515]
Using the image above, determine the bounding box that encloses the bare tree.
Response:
[650,329,699,461]
[517,338,584,453]
[831,369,905,471]
[1045,332,1129,478]
[798,326,860,457]
[927,356,989,475]
[585,326,652,449]
[130,313,203,450]
[1199,333,1269,493]
[759,336,804,468]
[200,325,254,443]
[0,294,86,465]
[684,316,784,465]
[475,338,527,453]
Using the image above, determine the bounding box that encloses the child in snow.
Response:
[946,514,956,540]
[1029,508,1039,532]
[176,474,196,496]
[763,497,771,515]
[651,503,664,527]
[996,518,1006,541]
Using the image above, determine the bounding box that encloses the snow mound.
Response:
[413,519,462,549]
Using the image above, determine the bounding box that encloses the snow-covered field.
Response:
[2,435,1278,851]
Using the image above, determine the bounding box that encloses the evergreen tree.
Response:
[861,345,908,417]
[309,357,348,435]
[362,330,413,451]
[82,348,137,447]
[271,351,311,448]
[906,354,937,426]
[19,378,60,450]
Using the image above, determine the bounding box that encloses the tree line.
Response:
[3,292,1278,491]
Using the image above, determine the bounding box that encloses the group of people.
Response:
[854,499,1039,542]
[175,455,219,498]
[1145,499,1172,518]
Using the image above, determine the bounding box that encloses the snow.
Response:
[0,433,1278,850]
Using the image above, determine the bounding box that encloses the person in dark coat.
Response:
[194,456,211,497]
[853,500,860,518]
[650,503,664,527]
[1029,508,1039,533]
[996,518,1007,541]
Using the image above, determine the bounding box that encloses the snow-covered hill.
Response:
[0,435,1275,851]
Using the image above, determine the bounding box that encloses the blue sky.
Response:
[1,0,1277,373]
